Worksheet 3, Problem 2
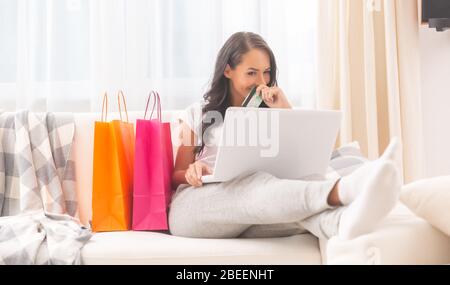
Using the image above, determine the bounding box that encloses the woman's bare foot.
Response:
[327,180,342,207]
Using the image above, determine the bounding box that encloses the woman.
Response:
[169,32,400,240]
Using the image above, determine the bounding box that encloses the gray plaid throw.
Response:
[0,110,91,265]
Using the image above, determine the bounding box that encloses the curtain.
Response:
[0,0,317,112]
[316,0,425,183]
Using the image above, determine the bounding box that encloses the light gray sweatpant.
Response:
[168,171,346,240]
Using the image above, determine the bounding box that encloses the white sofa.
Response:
[71,111,450,265]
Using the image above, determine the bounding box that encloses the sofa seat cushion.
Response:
[81,231,321,265]
[321,203,450,265]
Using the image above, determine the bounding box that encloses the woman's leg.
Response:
[169,138,401,239]
[298,139,402,240]
[238,222,308,238]
[168,171,339,238]
[238,160,400,241]
[298,207,346,240]
[236,207,345,240]
[300,159,401,240]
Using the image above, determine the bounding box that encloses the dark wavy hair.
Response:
[194,32,278,156]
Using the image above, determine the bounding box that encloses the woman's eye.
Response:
[247,71,270,76]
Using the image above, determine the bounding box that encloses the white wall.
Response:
[419,26,450,178]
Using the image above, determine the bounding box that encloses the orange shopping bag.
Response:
[92,91,135,232]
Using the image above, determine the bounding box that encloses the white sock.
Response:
[337,137,401,205]
[338,160,401,240]
[380,136,401,162]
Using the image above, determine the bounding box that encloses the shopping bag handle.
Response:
[101,92,108,122]
[144,91,157,120]
[117,90,129,123]
[144,90,161,121]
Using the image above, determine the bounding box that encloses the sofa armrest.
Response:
[320,203,450,265]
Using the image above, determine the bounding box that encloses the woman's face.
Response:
[224,48,271,106]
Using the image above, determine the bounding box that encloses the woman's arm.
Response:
[172,122,196,189]
[172,121,213,189]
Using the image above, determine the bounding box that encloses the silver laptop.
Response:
[201,107,342,183]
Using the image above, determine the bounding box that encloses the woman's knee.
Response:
[169,212,243,238]
[168,197,215,238]
[168,207,199,238]
[168,203,246,239]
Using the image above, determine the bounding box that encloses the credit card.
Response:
[241,86,264,108]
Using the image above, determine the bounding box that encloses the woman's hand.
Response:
[185,161,213,187]
[256,85,292,109]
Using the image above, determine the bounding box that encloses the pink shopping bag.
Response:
[132,91,174,230]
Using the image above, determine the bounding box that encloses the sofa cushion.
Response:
[400,175,450,237]
[321,203,450,265]
[81,231,321,265]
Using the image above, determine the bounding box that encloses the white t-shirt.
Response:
[180,101,223,171]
